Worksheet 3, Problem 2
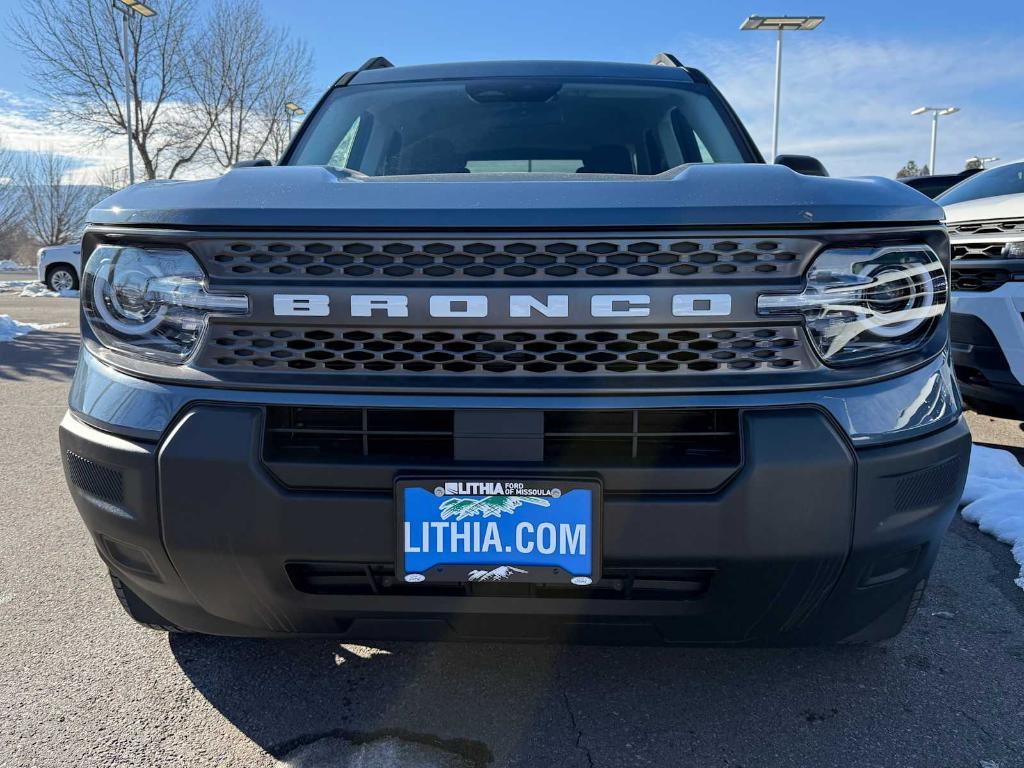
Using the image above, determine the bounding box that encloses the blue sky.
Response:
[0,0,1022,178]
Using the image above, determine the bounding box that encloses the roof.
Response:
[347,59,697,86]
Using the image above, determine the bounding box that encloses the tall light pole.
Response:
[740,15,824,163]
[112,0,156,185]
[911,106,959,175]
[284,102,305,140]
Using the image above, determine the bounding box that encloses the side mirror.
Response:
[232,159,272,168]
[775,155,829,177]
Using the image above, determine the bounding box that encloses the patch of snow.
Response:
[0,280,78,298]
[0,314,66,342]
[0,280,34,293]
[18,282,78,298]
[0,260,24,271]
[961,444,1024,590]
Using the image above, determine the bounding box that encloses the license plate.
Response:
[396,478,600,585]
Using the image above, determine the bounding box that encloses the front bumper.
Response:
[952,285,1024,418]
[60,354,971,644]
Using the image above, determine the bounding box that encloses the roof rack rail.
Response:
[650,52,684,67]
[334,56,395,87]
[648,52,709,85]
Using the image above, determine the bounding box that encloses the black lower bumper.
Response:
[60,406,971,645]
[951,313,1024,419]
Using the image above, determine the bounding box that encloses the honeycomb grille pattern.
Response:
[195,237,809,280]
[200,326,804,375]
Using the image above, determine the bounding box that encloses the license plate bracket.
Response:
[395,477,601,586]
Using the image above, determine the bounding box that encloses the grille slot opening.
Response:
[544,408,739,466]
[950,267,1014,292]
[265,407,740,467]
[266,407,454,463]
[286,562,713,600]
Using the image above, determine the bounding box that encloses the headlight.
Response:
[1001,241,1024,259]
[82,245,248,364]
[757,245,947,366]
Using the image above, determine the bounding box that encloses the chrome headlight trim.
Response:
[758,244,947,367]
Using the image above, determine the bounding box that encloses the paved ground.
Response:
[2,293,1024,768]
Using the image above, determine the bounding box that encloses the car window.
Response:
[937,162,1024,205]
[288,78,753,176]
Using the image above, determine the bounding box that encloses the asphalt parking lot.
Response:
[2,293,1024,768]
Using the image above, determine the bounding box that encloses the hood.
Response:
[942,192,1024,224]
[88,164,943,230]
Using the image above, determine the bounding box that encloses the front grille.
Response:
[951,267,1012,292]
[952,242,1013,260]
[192,236,812,281]
[949,219,1024,236]
[286,561,714,599]
[265,406,740,467]
[202,325,804,375]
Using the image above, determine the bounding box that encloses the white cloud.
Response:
[687,34,1024,177]
[0,90,220,184]
[0,90,123,184]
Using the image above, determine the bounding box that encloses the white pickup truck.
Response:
[36,243,82,292]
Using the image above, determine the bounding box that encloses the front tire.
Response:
[45,265,78,293]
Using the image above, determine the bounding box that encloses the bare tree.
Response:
[93,164,130,194]
[19,149,104,246]
[10,0,211,180]
[188,0,312,169]
[0,139,23,249]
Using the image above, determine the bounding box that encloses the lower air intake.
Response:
[264,406,740,467]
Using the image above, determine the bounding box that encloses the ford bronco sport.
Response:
[61,55,971,644]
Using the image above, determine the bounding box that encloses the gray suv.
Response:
[60,55,970,644]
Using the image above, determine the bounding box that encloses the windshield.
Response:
[937,161,1024,205]
[287,78,753,176]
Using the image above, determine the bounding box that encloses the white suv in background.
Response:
[939,161,1024,419]
[36,243,82,292]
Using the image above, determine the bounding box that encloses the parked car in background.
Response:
[36,243,82,292]
[940,161,1024,418]
[899,168,982,199]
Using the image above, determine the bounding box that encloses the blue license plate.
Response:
[396,478,600,585]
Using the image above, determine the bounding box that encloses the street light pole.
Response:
[741,15,825,163]
[911,106,960,175]
[112,0,156,185]
[284,102,305,143]
[771,28,783,163]
[929,111,938,175]
[120,11,133,185]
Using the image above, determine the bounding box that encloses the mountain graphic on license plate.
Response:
[396,478,600,585]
